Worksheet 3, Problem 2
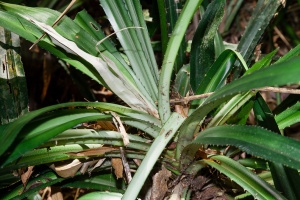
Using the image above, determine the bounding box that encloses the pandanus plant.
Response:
[1,0,300,199]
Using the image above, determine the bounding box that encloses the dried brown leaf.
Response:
[50,187,63,200]
[120,147,132,183]
[97,121,117,131]
[21,166,34,187]
[67,147,116,157]
[112,158,123,179]
[174,104,188,117]
[151,166,172,200]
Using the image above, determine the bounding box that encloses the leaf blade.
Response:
[204,155,287,200]
[190,0,225,91]
[176,57,300,158]
[182,125,300,170]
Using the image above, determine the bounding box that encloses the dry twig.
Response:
[29,0,77,50]
[169,86,300,104]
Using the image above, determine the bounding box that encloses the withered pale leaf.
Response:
[49,159,82,178]
[26,18,159,118]
[89,158,106,174]
[80,160,98,175]
[111,112,130,146]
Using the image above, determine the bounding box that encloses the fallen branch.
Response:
[169,86,300,104]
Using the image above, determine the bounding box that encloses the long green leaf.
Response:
[206,49,277,126]
[121,118,161,138]
[158,0,202,124]
[253,93,280,133]
[192,49,236,106]
[190,0,225,91]
[164,0,186,72]
[63,173,125,193]
[73,9,138,87]
[182,125,300,170]
[3,109,107,166]
[176,57,300,158]
[100,0,159,101]
[233,0,282,76]
[207,91,255,128]
[78,192,122,200]
[122,113,185,200]
[157,0,168,55]
[126,0,159,82]
[238,158,269,170]
[275,43,300,64]
[73,10,153,103]
[2,144,102,171]
[276,101,300,129]
[245,48,278,75]
[73,10,118,57]
[0,102,160,159]
[253,93,300,199]
[204,155,287,200]
[43,129,150,151]
[223,0,243,32]
[206,49,278,127]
